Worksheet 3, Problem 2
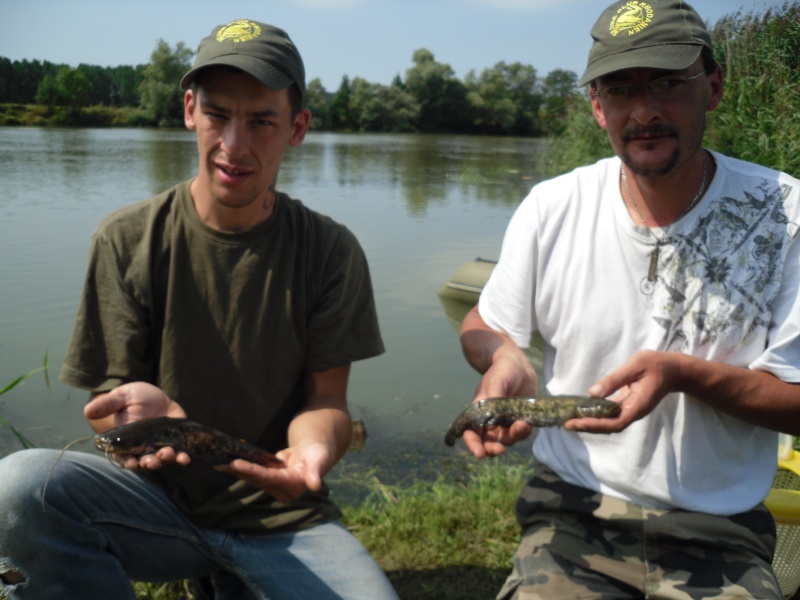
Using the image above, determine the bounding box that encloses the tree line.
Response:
[0,41,579,136]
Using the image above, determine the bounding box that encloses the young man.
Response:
[459,1,800,598]
[0,20,398,600]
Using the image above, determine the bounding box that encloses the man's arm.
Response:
[286,364,353,490]
[570,350,800,435]
[459,305,539,457]
[461,305,800,446]
[219,364,353,502]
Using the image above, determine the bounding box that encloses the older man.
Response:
[459,1,800,598]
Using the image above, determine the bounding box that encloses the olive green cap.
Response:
[180,19,305,101]
[579,0,712,87]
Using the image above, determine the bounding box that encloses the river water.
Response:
[0,127,545,487]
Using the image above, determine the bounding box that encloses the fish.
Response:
[94,417,285,468]
[444,395,621,446]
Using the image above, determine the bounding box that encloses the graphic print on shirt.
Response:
[645,181,798,353]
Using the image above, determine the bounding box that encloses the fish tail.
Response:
[444,429,458,447]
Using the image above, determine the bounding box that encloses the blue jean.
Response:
[0,449,399,600]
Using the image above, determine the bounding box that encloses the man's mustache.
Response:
[621,125,678,142]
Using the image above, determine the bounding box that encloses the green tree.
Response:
[329,75,354,131]
[404,48,470,133]
[465,61,541,135]
[540,68,579,136]
[10,59,57,104]
[0,57,14,103]
[349,77,419,132]
[305,77,330,130]
[35,66,92,108]
[109,65,145,107]
[76,63,112,106]
[139,39,193,127]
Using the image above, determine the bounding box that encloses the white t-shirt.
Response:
[479,151,800,515]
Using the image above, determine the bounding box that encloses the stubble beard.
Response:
[210,182,277,216]
[622,144,682,177]
[620,115,706,178]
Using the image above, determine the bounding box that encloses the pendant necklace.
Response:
[621,151,708,282]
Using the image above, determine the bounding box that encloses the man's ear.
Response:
[289,108,312,147]
[590,88,608,130]
[184,89,197,131]
[705,65,724,113]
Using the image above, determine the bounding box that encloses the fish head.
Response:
[577,399,621,418]
[94,433,113,452]
[93,431,151,455]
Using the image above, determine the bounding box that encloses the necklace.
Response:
[621,151,708,282]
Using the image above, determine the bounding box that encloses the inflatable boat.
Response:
[437,257,496,305]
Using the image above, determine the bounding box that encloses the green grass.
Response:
[341,459,527,572]
[0,352,48,449]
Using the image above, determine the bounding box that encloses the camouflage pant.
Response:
[497,465,782,600]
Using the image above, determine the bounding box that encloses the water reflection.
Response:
[286,133,544,216]
[141,130,197,194]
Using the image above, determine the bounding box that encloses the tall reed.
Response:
[706,2,800,175]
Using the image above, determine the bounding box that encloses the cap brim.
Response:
[578,44,703,87]
[180,54,295,91]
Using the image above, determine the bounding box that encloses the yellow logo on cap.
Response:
[216,19,262,43]
[610,1,654,36]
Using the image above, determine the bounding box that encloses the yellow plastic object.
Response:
[765,447,800,599]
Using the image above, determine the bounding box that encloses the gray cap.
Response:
[180,19,305,101]
[579,0,712,87]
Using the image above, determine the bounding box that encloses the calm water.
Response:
[0,127,545,482]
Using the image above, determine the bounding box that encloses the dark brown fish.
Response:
[94,417,284,467]
[444,395,621,446]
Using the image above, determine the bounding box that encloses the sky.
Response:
[0,0,791,92]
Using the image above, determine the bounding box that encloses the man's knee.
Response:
[0,449,55,506]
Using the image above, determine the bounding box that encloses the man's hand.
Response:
[459,305,539,458]
[462,420,534,459]
[564,350,679,433]
[217,440,331,502]
[86,382,190,470]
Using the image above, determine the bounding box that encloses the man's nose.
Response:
[220,121,248,160]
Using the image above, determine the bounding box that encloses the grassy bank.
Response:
[0,103,153,127]
[339,458,529,599]
[127,459,529,600]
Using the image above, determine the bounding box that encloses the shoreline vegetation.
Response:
[1,4,799,599]
[2,3,798,179]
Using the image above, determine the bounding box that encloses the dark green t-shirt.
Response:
[60,181,384,532]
